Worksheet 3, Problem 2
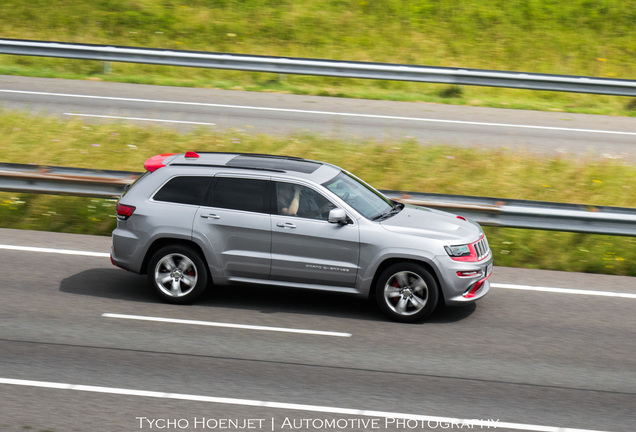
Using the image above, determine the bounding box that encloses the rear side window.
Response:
[153,176,212,205]
[209,177,270,213]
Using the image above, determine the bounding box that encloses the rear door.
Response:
[193,176,272,280]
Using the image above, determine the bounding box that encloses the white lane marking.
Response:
[492,283,636,299]
[0,378,608,432]
[1,244,634,300]
[102,313,351,337]
[64,112,216,126]
[2,89,635,136]
[0,244,109,258]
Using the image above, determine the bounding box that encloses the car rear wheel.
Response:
[147,245,208,304]
[376,263,438,323]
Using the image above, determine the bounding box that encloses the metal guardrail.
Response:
[0,163,139,198]
[1,162,635,237]
[1,38,635,97]
[381,191,636,237]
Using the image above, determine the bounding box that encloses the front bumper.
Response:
[436,254,493,306]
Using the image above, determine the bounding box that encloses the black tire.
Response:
[146,245,208,304]
[375,262,439,323]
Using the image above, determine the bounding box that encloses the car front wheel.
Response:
[376,263,438,323]
[147,245,208,304]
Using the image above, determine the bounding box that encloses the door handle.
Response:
[201,213,221,219]
[276,222,296,229]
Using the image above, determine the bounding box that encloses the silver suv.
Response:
[111,152,492,323]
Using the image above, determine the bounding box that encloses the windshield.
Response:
[322,171,395,220]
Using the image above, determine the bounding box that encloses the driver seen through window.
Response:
[276,182,334,220]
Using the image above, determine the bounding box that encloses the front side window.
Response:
[322,171,394,220]
[276,182,335,220]
[153,176,212,205]
[210,177,270,213]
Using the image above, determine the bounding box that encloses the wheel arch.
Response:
[141,238,209,277]
[368,257,444,303]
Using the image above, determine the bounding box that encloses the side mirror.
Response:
[328,208,350,225]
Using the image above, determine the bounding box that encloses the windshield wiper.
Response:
[373,202,404,221]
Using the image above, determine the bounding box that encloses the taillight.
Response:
[116,203,136,220]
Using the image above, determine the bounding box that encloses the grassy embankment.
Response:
[1,111,636,276]
[1,1,635,275]
[0,0,634,115]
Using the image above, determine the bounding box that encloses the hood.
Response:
[380,204,482,243]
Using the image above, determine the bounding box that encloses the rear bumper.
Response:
[110,227,144,273]
[110,246,134,272]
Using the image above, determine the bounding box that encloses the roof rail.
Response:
[169,163,286,173]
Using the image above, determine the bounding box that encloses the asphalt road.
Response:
[1,228,635,432]
[1,76,635,431]
[1,75,635,160]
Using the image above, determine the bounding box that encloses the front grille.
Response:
[474,236,490,261]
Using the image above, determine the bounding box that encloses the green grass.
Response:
[0,0,635,115]
[1,2,635,276]
[1,110,635,276]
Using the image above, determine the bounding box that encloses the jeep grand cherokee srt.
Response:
[111,152,492,323]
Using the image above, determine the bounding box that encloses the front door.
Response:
[270,182,359,287]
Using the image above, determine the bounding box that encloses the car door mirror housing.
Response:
[328,208,350,225]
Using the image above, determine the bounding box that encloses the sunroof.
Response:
[226,155,322,174]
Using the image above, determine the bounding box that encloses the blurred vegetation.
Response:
[1,2,635,275]
[0,0,635,115]
[1,111,635,276]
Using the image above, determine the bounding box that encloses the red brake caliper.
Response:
[391,281,400,304]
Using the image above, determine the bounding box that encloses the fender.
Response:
[356,247,443,297]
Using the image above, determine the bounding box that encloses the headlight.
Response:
[445,235,491,262]
[445,244,471,258]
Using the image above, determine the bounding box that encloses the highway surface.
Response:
[1,75,636,160]
[1,76,635,431]
[1,228,635,432]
